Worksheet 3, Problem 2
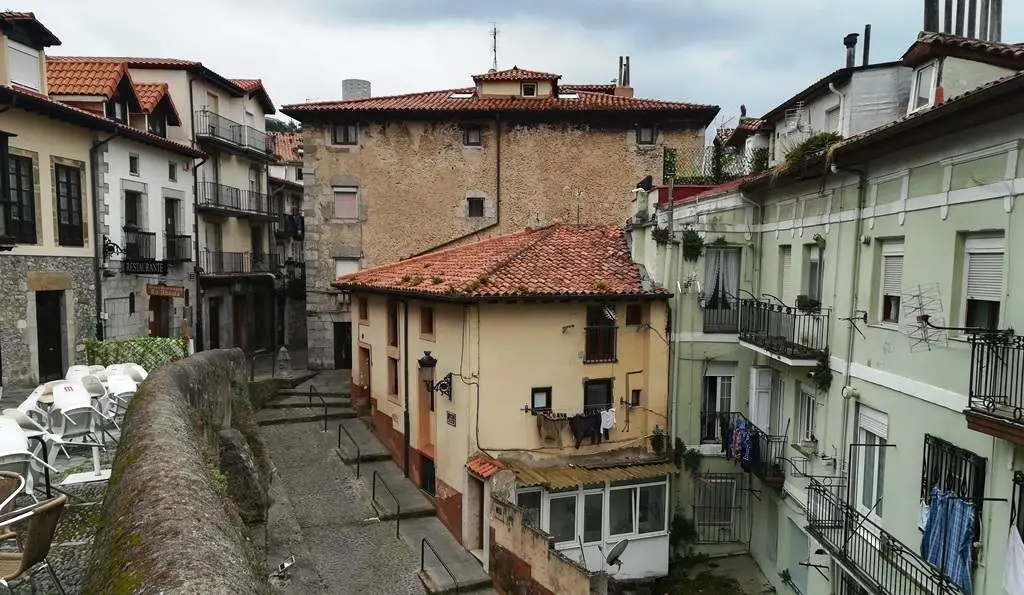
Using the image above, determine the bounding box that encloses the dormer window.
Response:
[105,100,126,123]
[909,62,937,114]
[521,82,537,97]
[6,39,40,91]
[148,115,166,137]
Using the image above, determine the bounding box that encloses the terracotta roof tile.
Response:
[472,66,561,82]
[268,132,301,162]
[466,453,503,479]
[230,78,275,114]
[284,87,715,116]
[45,58,129,98]
[335,224,664,300]
[737,117,768,132]
[903,31,1024,69]
[133,82,167,113]
[561,83,616,94]
[231,78,261,92]
[49,56,201,68]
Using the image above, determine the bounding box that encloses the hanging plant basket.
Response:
[681,226,704,262]
[808,349,833,393]
[652,226,673,245]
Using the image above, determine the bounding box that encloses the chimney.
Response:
[967,0,977,37]
[843,33,859,69]
[944,0,953,33]
[862,24,872,66]
[614,56,634,98]
[990,0,1002,41]
[617,56,623,85]
[979,0,990,40]
[924,0,940,32]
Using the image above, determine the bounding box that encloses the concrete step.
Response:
[277,388,350,399]
[255,407,357,426]
[265,395,352,409]
[400,517,493,595]
[359,460,436,521]
[333,419,391,465]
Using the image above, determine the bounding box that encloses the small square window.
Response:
[296,167,303,180]
[358,297,368,321]
[387,356,399,395]
[910,63,936,113]
[168,161,177,182]
[625,304,643,325]
[129,154,140,175]
[636,127,655,145]
[421,305,435,336]
[333,187,359,220]
[463,126,483,146]
[467,196,485,218]
[332,124,358,145]
[521,83,537,97]
[531,387,551,413]
[630,389,641,406]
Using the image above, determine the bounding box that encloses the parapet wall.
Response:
[85,348,267,594]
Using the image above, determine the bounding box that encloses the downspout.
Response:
[89,129,122,340]
[838,165,868,496]
[828,83,846,137]
[402,299,411,477]
[188,74,204,350]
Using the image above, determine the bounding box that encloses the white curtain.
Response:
[705,249,740,308]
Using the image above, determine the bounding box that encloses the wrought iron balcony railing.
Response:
[194,109,269,156]
[165,234,192,263]
[198,250,282,275]
[705,412,786,487]
[273,213,304,239]
[702,294,740,333]
[196,181,274,218]
[738,299,830,361]
[968,332,1024,424]
[806,479,962,595]
[122,227,156,261]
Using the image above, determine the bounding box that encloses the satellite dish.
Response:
[605,539,629,570]
[636,175,654,192]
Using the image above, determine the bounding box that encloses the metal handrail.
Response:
[421,537,460,594]
[372,470,401,539]
[248,349,277,381]
[308,385,327,432]
[337,422,361,478]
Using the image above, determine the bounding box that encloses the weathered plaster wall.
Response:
[85,349,267,594]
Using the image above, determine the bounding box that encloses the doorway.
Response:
[149,296,171,337]
[334,322,352,369]
[208,297,222,349]
[35,291,64,381]
[466,476,486,556]
[233,294,248,351]
[420,456,436,497]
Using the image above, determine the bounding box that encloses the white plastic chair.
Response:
[105,374,137,421]
[80,375,119,439]
[63,366,90,383]
[47,384,106,474]
[87,365,104,375]
[122,363,147,383]
[0,419,56,497]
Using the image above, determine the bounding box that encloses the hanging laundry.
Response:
[921,488,949,567]
[1004,525,1024,595]
[921,488,976,595]
[536,414,564,445]
[600,408,616,440]
[568,413,601,449]
[919,499,930,532]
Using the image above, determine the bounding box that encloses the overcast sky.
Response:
[35,0,1024,128]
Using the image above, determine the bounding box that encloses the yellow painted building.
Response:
[338,223,675,586]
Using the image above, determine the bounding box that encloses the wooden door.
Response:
[35,291,64,381]
[208,297,222,349]
[333,322,352,369]
[149,296,171,337]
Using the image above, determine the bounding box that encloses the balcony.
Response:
[196,181,275,220]
[121,228,168,275]
[165,234,192,263]
[738,299,830,366]
[198,250,283,276]
[702,294,740,334]
[273,213,304,240]
[806,479,961,595]
[194,109,270,158]
[584,325,617,363]
[965,332,1024,444]
[702,412,786,488]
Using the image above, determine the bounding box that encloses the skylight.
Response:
[450,92,474,99]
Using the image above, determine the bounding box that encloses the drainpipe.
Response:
[837,165,868,494]
[188,74,204,350]
[828,83,846,137]
[402,299,411,477]
[89,129,122,340]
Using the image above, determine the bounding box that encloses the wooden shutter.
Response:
[882,255,903,297]
[965,251,1003,302]
[780,247,794,304]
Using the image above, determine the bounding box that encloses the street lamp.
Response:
[418,350,453,405]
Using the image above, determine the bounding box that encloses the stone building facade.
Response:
[283,64,718,370]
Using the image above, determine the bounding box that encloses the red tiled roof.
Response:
[0,12,60,46]
[268,132,301,162]
[335,224,664,300]
[466,453,503,479]
[561,83,616,94]
[0,84,204,158]
[737,117,768,132]
[45,58,132,98]
[284,87,716,118]
[231,78,261,92]
[686,173,768,202]
[903,31,1024,69]
[714,127,734,146]
[47,56,249,97]
[229,78,275,114]
[133,82,181,126]
[472,66,561,82]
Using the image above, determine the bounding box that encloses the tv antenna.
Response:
[490,23,499,71]
[901,283,949,351]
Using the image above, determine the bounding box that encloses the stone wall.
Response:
[85,349,269,594]
[100,269,190,339]
[301,118,704,369]
[0,255,95,388]
[490,494,607,595]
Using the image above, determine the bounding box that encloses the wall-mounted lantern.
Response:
[417,350,453,405]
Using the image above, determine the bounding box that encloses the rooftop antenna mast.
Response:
[490,23,499,71]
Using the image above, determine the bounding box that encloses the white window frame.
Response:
[908,61,938,115]
[521,82,537,97]
[535,479,669,549]
[331,123,358,146]
[961,235,1005,331]
[805,244,823,302]
[581,488,604,544]
[701,363,736,444]
[332,186,360,221]
[824,105,841,134]
[749,367,774,431]
[516,488,542,528]
[6,39,41,91]
[797,385,817,443]
[855,406,888,525]
[780,245,794,304]
[547,491,579,545]
[880,241,904,325]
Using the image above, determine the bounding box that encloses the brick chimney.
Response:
[614,56,634,98]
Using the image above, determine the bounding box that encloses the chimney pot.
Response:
[843,33,859,69]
